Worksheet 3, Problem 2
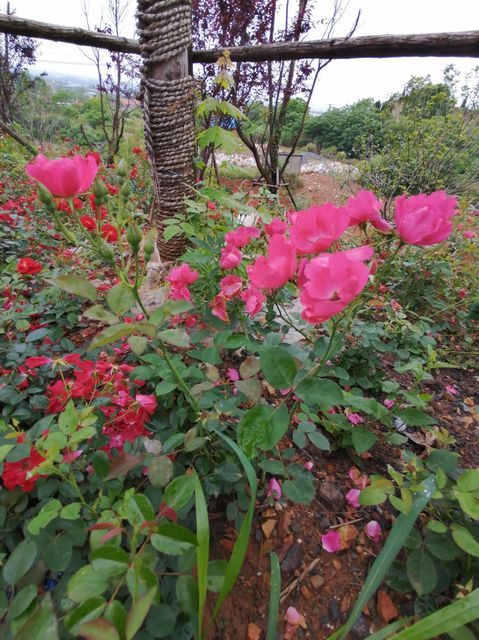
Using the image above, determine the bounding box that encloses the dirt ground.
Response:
[207,364,479,640]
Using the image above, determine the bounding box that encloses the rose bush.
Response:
[0,148,477,639]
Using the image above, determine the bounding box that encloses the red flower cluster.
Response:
[2,435,46,492]
[41,354,157,450]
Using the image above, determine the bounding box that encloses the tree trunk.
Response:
[137,0,196,261]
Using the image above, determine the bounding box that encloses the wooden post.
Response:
[137,0,196,261]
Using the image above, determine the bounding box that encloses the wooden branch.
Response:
[197,31,479,63]
[1,14,479,62]
[0,13,139,53]
[0,118,36,155]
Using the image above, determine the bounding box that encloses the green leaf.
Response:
[407,549,437,595]
[282,475,315,505]
[328,475,436,640]
[3,539,38,584]
[206,559,227,593]
[397,408,436,427]
[164,225,182,241]
[9,585,37,620]
[46,275,97,301]
[260,345,297,389]
[58,400,79,434]
[194,472,210,637]
[27,500,61,535]
[147,456,173,488]
[266,553,281,640]
[83,305,118,325]
[43,536,73,572]
[389,588,479,640]
[455,492,479,519]
[89,323,156,351]
[155,380,178,395]
[351,427,377,454]
[296,378,344,407]
[235,377,262,403]
[308,430,331,451]
[176,575,198,615]
[237,404,289,458]
[125,494,155,527]
[125,587,157,640]
[15,594,58,640]
[92,546,129,576]
[67,565,110,602]
[157,329,190,348]
[65,598,107,633]
[107,283,136,316]
[156,523,197,546]
[60,503,82,520]
[92,450,110,479]
[210,428,257,622]
[77,618,120,640]
[457,469,479,493]
[451,524,479,557]
[164,475,195,513]
[426,449,459,472]
[258,459,288,477]
[127,336,149,355]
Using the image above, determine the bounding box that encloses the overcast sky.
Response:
[6,0,479,109]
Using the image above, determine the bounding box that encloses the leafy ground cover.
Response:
[0,141,478,640]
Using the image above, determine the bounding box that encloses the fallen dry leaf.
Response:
[377,590,399,623]
[261,519,277,539]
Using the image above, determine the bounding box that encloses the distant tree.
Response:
[193,0,359,190]
[305,98,384,157]
[384,75,456,119]
[81,0,140,162]
[0,2,38,124]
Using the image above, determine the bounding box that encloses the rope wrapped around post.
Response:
[137,0,196,260]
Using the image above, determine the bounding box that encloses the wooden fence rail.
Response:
[1,14,479,62]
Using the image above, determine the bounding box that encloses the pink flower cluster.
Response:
[166,263,199,301]
[211,189,458,325]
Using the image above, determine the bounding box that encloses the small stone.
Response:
[281,542,304,573]
[350,615,370,640]
[319,482,344,508]
[310,574,325,590]
[332,558,341,571]
[277,511,291,538]
[246,622,262,640]
[300,585,312,600]
[328,599,340,621]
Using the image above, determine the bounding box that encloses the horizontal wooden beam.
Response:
[196,31,479,63]
[0,13,139,53]
[1,14,479,63]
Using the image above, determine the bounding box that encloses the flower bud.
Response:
[143,230,156,257]
[36,183,54,206]
[116,159,128,178]
[92,180,108,199]
[98,241,115,264]
[126,221,142,251]
[121,182,131,198]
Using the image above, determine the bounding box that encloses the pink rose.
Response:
[220,275,243,298]
[394,190,458,246]
[26,153,98,197]
[225,226,260,248]
[299,246,373,324]
[264,218,288,236]
[266,478,282,500]
[365,520,382,543]
[220,245,242,269]
[290,203,349,255]
[345,190,391,233]
[247,235,297,289]
[346,488,360,509]
[240,285,265,317]
[321,529,341,552]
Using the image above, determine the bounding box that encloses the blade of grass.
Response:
[266,552,281,640]
[328,474,436,640]
[389,588,479,640]
[193,471,210,640]
[210,428,258,620]
[365,618,411,640]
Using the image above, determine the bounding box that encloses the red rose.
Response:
[16,257,43,275]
